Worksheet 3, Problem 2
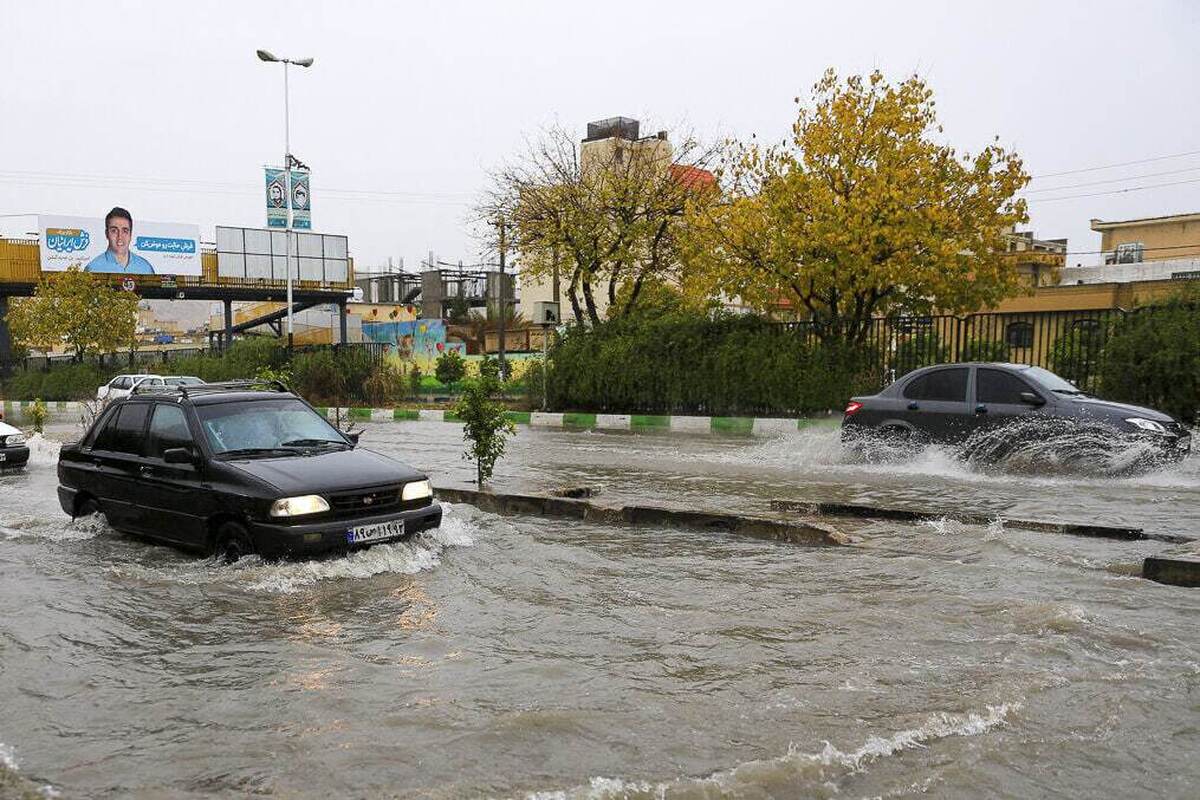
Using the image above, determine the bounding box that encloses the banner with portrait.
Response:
[38,213,202,276]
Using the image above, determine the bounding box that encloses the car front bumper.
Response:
[249,501,444,558]
[0,445,30,468]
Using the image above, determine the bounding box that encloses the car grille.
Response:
[327,484,431,519]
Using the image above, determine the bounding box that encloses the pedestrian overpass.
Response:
[0,237,356,368]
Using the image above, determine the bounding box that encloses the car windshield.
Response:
[1021,366,1084,394]
[194,398,349,456]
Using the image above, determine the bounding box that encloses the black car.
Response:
[841,363,1191,463]
[56,381,442,560]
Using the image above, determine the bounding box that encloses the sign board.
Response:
[215,225,348,284]
[38,214,201,276]
[264,167,311,230]
[265,168,287,228]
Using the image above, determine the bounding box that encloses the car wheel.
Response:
[213,522,256,564]
[77,498,101,517]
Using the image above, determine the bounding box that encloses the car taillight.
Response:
[844,401,863,416]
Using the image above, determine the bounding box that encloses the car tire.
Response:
[214,522,256,564]
[77,498,102,517]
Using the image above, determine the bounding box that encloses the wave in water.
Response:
[526,703,1019,799]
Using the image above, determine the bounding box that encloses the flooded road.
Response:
[2,422,1199,798]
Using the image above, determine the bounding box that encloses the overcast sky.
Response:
[2,0,1199,274]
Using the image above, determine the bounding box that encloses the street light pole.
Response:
[257,49,313,350]
[283,59,293,349]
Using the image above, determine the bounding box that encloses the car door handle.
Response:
[907,402,920,411]
[975,404,988,414]
[139,465,154,476]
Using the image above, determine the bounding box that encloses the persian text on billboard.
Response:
[38,213,202,276]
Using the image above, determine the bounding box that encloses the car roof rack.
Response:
[131,379,291,399]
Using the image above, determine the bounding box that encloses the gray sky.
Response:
[2,0,1198,273]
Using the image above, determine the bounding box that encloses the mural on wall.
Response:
[362,318,466,371]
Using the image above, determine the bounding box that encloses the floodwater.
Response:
[2,420,1199,798]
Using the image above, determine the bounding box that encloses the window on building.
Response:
[902,368,968,402]
[1005,322,1034,349]
[1114,242,1144,264]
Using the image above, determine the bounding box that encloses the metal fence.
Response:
[3,341,387,376]
[777,308,1131,393]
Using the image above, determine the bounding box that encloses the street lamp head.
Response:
[293,57,315,68]
[256,49,279,62]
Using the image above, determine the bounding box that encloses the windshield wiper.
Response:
[281,438,351,450]
[219,446,302,458]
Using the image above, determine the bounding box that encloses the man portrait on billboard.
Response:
[85,207,155,274]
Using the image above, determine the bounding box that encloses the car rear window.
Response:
[902,368,968,402]
[977,368,1039,405]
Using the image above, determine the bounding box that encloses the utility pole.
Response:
[496,217,507,379]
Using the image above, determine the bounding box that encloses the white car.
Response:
[0,418,29,469]
[162,375,206,388]
[97,374,165,401]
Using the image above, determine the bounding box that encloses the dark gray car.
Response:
[841,362,1191,464]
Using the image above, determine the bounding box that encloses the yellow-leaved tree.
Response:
[682,70,1030,342]
[7,266,140,361]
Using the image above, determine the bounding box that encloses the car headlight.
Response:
[2,433,25,447]
[1125,418,1167,434]
[402,479,432,501]
[270,495,330,517]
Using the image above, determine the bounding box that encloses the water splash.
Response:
[104,504,480,594]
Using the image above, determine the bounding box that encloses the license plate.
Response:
[346,519,405,545]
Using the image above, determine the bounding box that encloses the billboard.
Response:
[215,226,348,284]
[39,213,201,276]
[265,167,311,230]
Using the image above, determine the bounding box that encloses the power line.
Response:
[1057,242,1200,256]
[0,169,476,202]
[0,175,473,207]
[1021,165,1200,194]
[1029,149,1200,180]
[1025,177,1200,204]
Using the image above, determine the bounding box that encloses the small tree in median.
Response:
[455,361,515,486]
[435,349,466,392]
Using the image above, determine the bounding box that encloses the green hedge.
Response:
[1098,296,1199,424]
[546,312,883,416]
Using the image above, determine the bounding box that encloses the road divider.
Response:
[434,486,851,547]
[1143,557,1200,588]
[765,499,1186,542]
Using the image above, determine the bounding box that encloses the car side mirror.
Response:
[1019,392,1045,406]
[346,431,361,446]
[163,447,196,464]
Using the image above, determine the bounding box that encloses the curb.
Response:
[0,400,833,438]
[433,486,850,547]
[352,407,837,436]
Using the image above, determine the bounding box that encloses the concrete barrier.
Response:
[1143,557,1200,588]
[434,486,849,547]
[768,499,1152,541]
